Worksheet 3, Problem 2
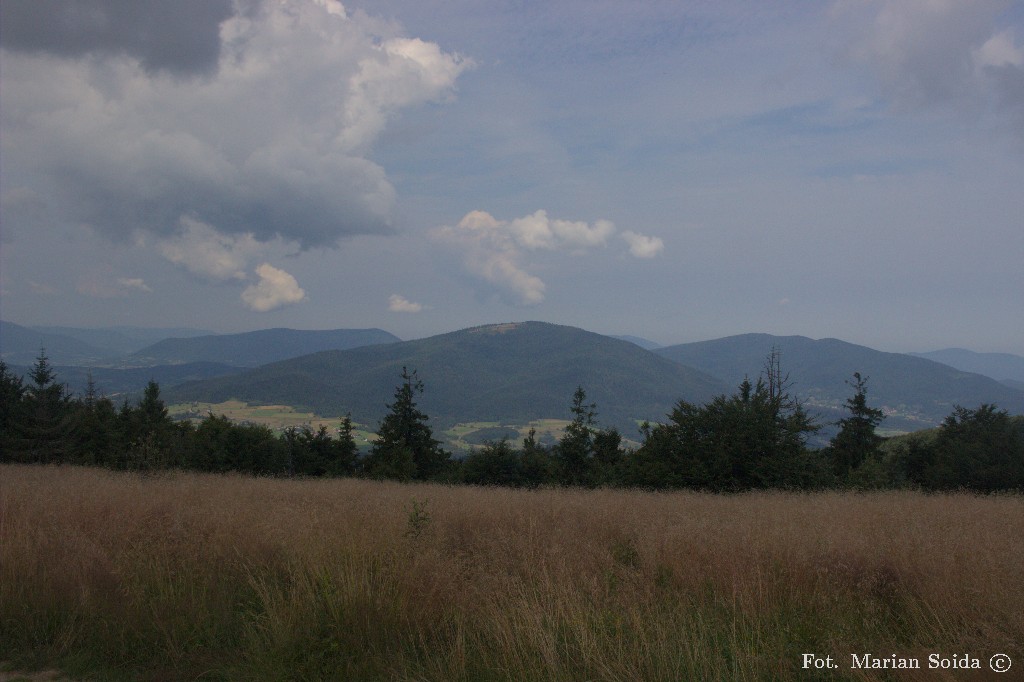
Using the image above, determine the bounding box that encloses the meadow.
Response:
[1,464,1022,681]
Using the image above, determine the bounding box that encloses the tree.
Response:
[462,438,524,487]
[71,372,121,466]
[331,415,359,476]
[120,380,176,470]
[19,349,74,463]
[555,386,597,486]
[624,353,821,491]
[0,361,26,461]
[919,405,1022,491]
[829,372,885,481]
[363,368,449,481]
[519,428,553,488]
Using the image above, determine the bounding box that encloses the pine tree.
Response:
[364,368,449,481]
[830,372,885,479]
[20,349,74,463]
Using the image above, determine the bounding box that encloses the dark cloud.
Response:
[0,0,468,251]
[0,0,235,75]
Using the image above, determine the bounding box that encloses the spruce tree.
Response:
[20,349,74,463]
[364,368,449,481]
[830,372,885,479]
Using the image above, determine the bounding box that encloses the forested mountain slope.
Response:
[168,322,728,434]
[128,327,401,367]
[656,334,1024,430]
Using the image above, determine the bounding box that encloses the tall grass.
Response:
[2,464,1021,681]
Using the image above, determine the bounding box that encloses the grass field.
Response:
[1,464,1021,681]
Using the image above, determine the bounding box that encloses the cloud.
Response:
[28,281,59,296]
[388,294,423,313]
[76,274,152,299]
[621,231,664,258]
[833,0,1024,134]
[435,209,653,305]
[0,0,234,75]
[158,217,260,282]
[241,263,306,312]
[117,278,152,293]
[507,210,615,251]
[0,0,470,250]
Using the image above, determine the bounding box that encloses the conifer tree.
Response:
[0,361,26,461]
[556,386,596,486]
[364,368,449,481]
[830,372,885,479]
[20,349,74,463]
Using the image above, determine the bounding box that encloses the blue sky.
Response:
[2,0,1022,353]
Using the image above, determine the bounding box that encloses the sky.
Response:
[1,0,1022,354]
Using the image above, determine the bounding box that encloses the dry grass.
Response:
[1,464,1021,681]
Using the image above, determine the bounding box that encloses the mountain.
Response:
[127,328,402,367]
[30,325,213,355]
[655,334,1024,431]
[167,322,728,435]
[611,335,662,350]
[5,362,246,400]
[909,348,1024,385]
[0,320,118,365]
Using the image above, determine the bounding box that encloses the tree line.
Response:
[2,351,1022,491]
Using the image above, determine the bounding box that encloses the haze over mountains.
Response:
[3,319,1023,439]
[166,322,727,436]
[126,328,401,367]
[909,349,1024,387]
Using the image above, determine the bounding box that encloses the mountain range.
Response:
[125,327,401,367]
[166,322,727,436]
[3,319,1022,439]
[655,334,1024,432]
[909,348,1024,386]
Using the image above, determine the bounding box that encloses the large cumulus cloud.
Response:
[833,0,1024,135]
[0,0,470,251]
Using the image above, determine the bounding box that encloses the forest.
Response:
[2,351,1022,492]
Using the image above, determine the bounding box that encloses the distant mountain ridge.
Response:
[1,321,117,365]
[655,333,1024,431]
[909,348,1024,385]
[31,325,214,355]
[611,335,662,350]
[4,362,246,400]
[167,322,728,435]
[128,328,401,367]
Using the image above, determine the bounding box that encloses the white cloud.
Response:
[833,0,1024,133]
[76,273,153,299]
[621,231,664,258]
[241,263,306,312]
[388,294,423,313]
[158,217,259,282]
[467,250,547,306]
[974,29,1024,69]
[508,210,615,251]
[435,209,640,305]
[117,278,152,293]
[0,0,470,249]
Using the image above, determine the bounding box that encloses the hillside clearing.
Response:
[2,465,1021,681]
